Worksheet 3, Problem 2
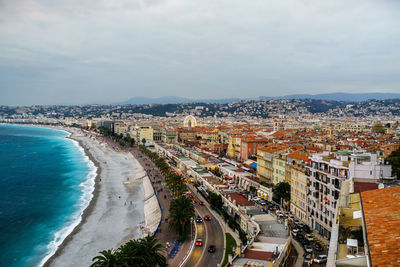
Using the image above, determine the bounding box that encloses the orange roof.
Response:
[286,150,309,162]
[258,144,288,154]
[361,186,400,267]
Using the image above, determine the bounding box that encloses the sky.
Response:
[0,0,399,105]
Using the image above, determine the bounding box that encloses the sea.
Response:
[0,125,97,267]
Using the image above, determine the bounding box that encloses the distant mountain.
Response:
[260,92,400,102]
[117,96,242,105]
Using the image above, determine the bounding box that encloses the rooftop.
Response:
[361,185,400,267]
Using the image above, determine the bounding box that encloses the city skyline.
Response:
[1,0,399,105]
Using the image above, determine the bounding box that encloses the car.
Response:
[195,239,203,246]
[208,245,216,253]
[253,197,261,202]
[314,255,327,263]
[199,201,205,206]
[289,214,295,220]
[259,201,267,205]
[305,234,314,242]
[204,215,211,221]
[304,244,313,253]
[192,199,196,204]
[269,205,275,211]
[301,239,310,246]
[284,211,289,217]
[296,221,305,228]
[303,225,311,233]
[196,216,203,223]
[315,242,324,252]
[297,233,305,241]
[304,253,312,263]
[292,229,299,237]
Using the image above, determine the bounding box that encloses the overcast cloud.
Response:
[0,0,399,105]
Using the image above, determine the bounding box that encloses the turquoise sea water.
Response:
[0,125,96,267]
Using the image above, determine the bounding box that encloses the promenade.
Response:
[130,146,193,267]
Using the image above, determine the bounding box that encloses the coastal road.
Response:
[183,188,224,267]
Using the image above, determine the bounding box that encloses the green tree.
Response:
[169,196,195,241]
[92,236,166,267]
[91,249,120,267]
[209,192,223,210]
[372,123,385,134]
[386,147,400,178]
[272,182,291,204]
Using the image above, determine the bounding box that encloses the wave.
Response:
[38,137,97,267]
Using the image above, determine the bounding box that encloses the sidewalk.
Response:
[291,236,305,267]
[130,146,194,267]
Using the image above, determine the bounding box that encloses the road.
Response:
[183,187,224,267]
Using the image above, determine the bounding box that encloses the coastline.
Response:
[42,132,102,267]
[43,128,152,266]
[0,124,162,266]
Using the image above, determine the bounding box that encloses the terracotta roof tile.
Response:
[361,186,400,267]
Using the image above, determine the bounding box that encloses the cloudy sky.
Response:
[0,0,399,105]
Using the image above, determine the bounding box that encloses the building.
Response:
[328,185,400,267]
[287,151,309,224]
[256,144,288,184]
[161,128,177,144]
[272,156,286,185]
[306,151,391,239]
[240,136,269,162]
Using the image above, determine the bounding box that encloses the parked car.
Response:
[297,233,305,241]
[301,239,310,246]
[305,234,314,242]
[314,255,327,263]
[196,216,203,223]
[260,201,267,205]
[315,242,324,252]
[303,225,311,233]
[304,253,312,263]
[292,228,299,237]
[304,244,313,253]
[253,197,261,202]
[289,214,295,220]
[195,239,203,247]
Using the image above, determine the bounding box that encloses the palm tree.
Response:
[91,249,120,267]
[141,235,166,266]
[117,236,166,267]
[169,196,195,241]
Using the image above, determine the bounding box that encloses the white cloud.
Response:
[0,0,399,105]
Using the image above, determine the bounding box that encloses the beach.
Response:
[44,128,161,266]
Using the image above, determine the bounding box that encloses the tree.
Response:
[91,249,120,267]
[209,192,223,210]
[372,123,385,134]
[386,147,400,178]
[169,196,195,241]
[272,182,290,204]
[91,236,166,267]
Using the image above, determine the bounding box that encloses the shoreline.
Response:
[1,124,161,266]
[42,132,102,267]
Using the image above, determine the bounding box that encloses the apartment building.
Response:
[287,151,309,224]
[306,151,391,239]
[256,144,288,184]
